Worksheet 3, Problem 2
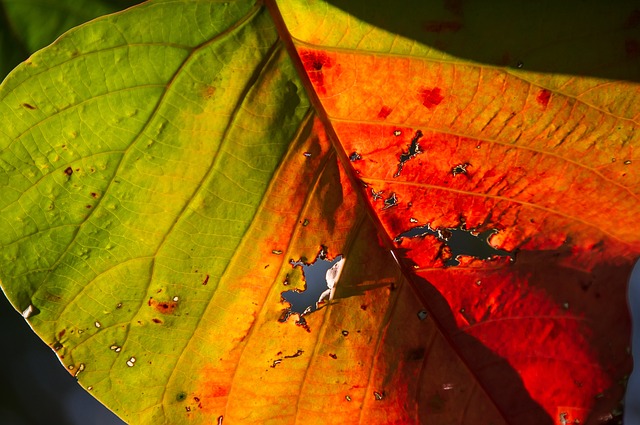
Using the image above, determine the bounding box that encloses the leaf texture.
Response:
[1,0,639,424]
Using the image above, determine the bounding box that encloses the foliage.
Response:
[1,0,639,424]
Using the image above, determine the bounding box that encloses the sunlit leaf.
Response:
[1,0,639,424]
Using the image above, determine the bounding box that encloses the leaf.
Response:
[1,0,639,424]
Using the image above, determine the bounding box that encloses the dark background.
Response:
[0,294,125,425]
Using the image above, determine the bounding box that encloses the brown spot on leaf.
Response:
[203,85,216,99]
[299,49,333,95]
[152,318,162,324]
[148,297,177,314]
[22,103,36,110]
[64,167,73,176]
[202,274,209,285]
[418,87,444,109]
[329,353,337,359]
[90,192,99,198]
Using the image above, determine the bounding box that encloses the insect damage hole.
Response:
[451,163,470,176]
[280,246,345,326]
[394,223,514,266]
[394,130,423,177]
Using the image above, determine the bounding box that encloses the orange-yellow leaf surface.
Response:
[0,0,639,424]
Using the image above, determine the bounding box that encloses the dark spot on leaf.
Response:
[377,106,392,119]
[342,330,349,336]
[418,88,444,109]
[382,193,398,210]
[52,341,63,351]
[176,392,187,402]
[407,347,425,361]
[90,192,99,198]
[85,205,92,209]
[185,406,191,412]
[284,349,304,359]
[536,89,551,107]
[148,297,178,314]
[300,50,333,95]
[58,329,66,339]
[394,130,423,177]
[279,310,291,323]
[423,21,462,32]
[417,310,428,320]
[360,304,367,310]
[64,167,73,176]
[451,162,470,176]
[152,318,162,324]
[349,152,362,162]
[302,218,309,226]
[202,274,209,285]
[271,359,282,368]
[218,415,224,425]
[22,103,36,110]
[329,353,337,359]
[296,316,311,332]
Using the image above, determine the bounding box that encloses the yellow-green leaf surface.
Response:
[1,0,639,424]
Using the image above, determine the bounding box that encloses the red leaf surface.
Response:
[271,1,640,422]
